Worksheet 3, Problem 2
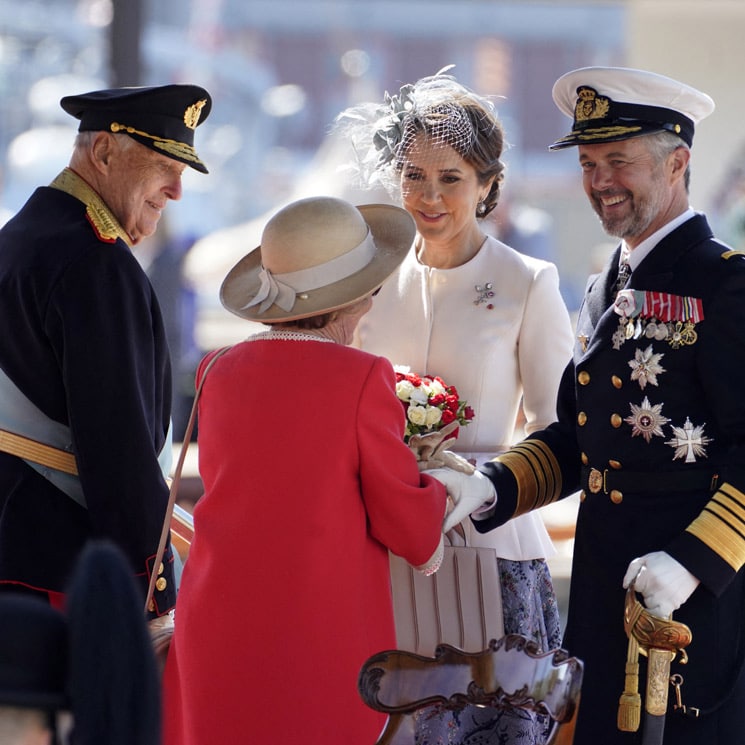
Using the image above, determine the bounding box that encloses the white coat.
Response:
[357,235,574,559]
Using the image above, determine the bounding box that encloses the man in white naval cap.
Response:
[452,66,745,744]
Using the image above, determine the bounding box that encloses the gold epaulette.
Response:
[721,250,745,260]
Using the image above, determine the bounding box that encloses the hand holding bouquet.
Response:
[394,368,475,474]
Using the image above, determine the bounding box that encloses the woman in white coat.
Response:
[338,70,574,744]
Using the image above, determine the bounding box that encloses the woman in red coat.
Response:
[163,197,451,745]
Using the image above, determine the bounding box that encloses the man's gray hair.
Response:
[644,130,691,192]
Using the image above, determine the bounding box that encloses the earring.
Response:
[476,201,487,217]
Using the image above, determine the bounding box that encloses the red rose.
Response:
[463,406,475,421]
[441,409,456,425]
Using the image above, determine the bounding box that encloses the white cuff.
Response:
[416,533,444,576]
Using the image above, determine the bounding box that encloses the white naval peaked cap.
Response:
[549,66,715,150]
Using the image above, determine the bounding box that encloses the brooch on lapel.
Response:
[612,290,703,349]
[474,282,495,309]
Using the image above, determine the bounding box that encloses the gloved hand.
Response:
[623,551,700,618]
[148,609,175,657]
[408,422,475,475]
[427,467,496,533]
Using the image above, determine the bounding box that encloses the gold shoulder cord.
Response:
[49,168,131,246]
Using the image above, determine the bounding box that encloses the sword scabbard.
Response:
[646,647,672,716]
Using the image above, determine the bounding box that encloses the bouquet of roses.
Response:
[394,367,475,443]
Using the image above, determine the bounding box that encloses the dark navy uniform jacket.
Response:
[478,213,745,744]
[0,171,176,616]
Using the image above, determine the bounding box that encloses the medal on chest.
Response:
[612,290,703,350]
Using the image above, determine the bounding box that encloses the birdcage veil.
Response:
[334,66,505,208]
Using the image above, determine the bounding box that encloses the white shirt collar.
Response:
[622,207,696,271]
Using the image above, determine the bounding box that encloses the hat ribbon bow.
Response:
[241,228,377,314]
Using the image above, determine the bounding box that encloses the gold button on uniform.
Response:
[610,490,623,504]
[612,376,623,389]
[156,577,168,592]
[580,490,587,502]
[581,452,589,465]
[610,414,622,428]
[578,412,587,426]
[578,371,590,385]
[609,460,622,470]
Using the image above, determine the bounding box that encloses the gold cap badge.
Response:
[574,86,610,123]
[184,99,207,130]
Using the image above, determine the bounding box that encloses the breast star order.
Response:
[624,396,670,443]
[666,417,712,463]
[628,344,666,389]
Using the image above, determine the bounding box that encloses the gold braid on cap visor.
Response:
[109,122,203,166]
[495,439,561,515]
[686,482,745,571]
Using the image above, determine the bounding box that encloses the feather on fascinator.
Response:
[334,65,502,198]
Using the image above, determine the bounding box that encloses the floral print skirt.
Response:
[413,557,562,745]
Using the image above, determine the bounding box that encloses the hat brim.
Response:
[549,121,668,150]
[220,203,415,322]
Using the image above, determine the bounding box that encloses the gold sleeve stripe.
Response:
[495,439,561,516]
[686,482,745,571]
[520,441,560,508]
[715,484,745,525]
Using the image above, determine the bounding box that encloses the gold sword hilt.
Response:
[618,584,693,731]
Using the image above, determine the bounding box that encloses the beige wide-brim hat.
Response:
[220,196,415,322]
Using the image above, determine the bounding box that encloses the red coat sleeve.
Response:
[356,355,446,567]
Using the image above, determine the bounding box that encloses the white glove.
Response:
[427,468,496,533]
[148,610,175,657]
[623,551,700,618]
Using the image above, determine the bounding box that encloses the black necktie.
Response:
[615,262,631,295]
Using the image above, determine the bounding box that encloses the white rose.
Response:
[407,405,428,426]
[427,379,446,396]
[408,387,429,406]
[424,406,443,427]
[396,380,416,401]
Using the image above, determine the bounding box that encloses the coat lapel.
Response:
[575,245,622,359]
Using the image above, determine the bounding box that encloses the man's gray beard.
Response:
[594,198,656,241]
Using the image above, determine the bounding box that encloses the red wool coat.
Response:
[163,338,446,745]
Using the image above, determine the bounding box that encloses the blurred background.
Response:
[2,0,745,436]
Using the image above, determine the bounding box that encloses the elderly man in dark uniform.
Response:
[0,84,211,630]
[437,67,745,744]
